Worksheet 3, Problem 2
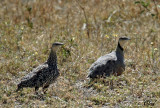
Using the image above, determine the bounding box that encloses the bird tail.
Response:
[87,74,90,78]
[16,83,23,92]
[87,74,95,79]
[87,72,98,79]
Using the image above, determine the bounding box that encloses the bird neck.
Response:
[116,42,124,60]
[117,42,123,51]
[47,49,57,67]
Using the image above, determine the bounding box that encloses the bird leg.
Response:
[35,86,39,95]
[43,85,49,94]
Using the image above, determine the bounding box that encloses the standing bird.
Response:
[16,42,63,94]
[87,37,130,79]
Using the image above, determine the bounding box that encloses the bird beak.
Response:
[57,43,64,46]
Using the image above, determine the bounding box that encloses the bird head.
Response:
[118,37,130,48]
[52,42,63,51]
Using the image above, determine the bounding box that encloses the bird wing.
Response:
[88,51,117,78]
[21,62,49,82]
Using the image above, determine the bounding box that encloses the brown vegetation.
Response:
[0,0,160,107]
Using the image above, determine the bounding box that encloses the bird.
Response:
[16,42,63,94]
[87,37,130,79]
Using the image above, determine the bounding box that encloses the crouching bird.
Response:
[87,37,130,79]
[16,42,63,94]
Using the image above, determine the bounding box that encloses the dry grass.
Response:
[0,0,160,107]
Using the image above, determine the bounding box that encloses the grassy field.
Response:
[0,0,160,107]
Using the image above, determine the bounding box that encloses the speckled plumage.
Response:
[88,37,130,78]
[17,42,63,93]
